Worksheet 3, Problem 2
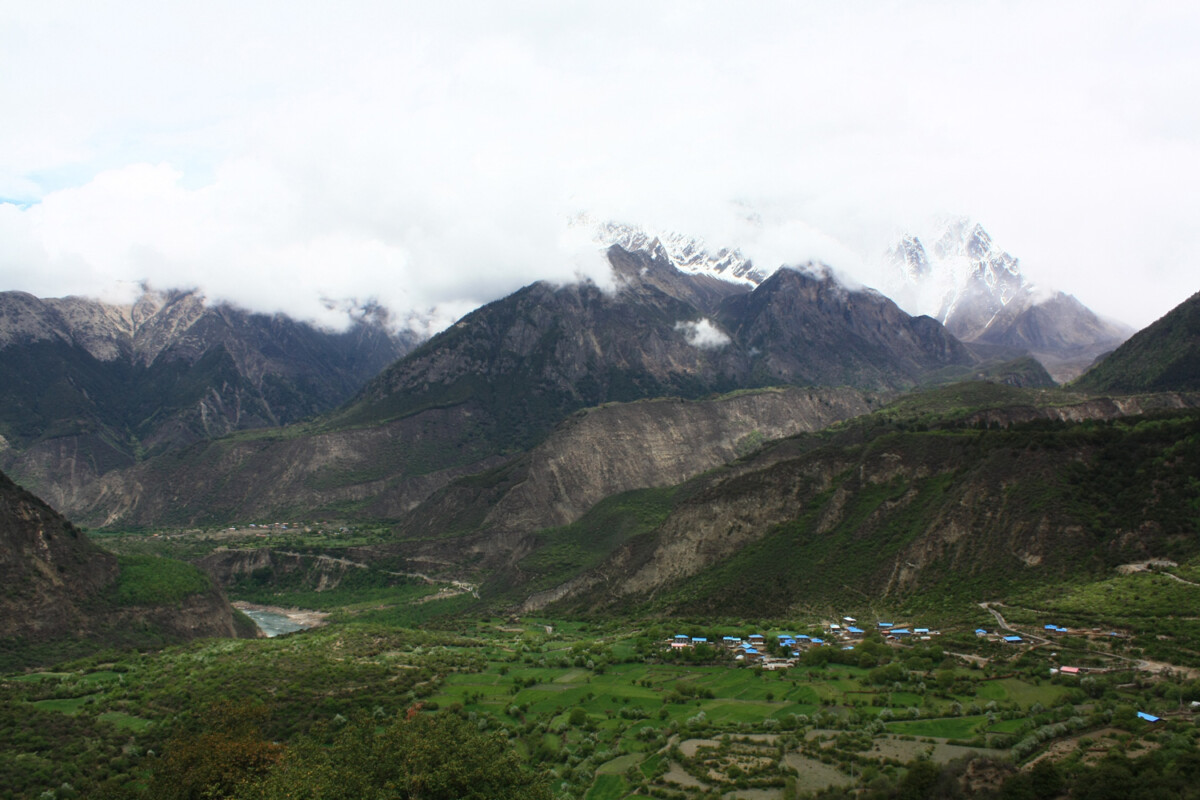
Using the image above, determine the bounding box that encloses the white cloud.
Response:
[0,1,1197,332]
[676,319,732,350]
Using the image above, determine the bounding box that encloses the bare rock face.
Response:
[474,387,876,535]
[717,265,974,388]
[388,387,877,570]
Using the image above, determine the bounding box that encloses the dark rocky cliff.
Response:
[0,470,252,665]
[0,470,119,640]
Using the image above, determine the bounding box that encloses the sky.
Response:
[1,1,1197,334]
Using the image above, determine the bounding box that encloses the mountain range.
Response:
[0,288,414,509]
[0,222,1152,532]
[36,242,985,529]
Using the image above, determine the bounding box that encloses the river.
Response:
[233,602,328,637]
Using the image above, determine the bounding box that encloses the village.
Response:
[665,616,946,670]
[663,614,1139,677]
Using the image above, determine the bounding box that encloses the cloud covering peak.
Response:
[1,2,1197,331]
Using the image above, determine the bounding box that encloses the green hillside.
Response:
[1075,291,1200,393]
[546,390,1200,616]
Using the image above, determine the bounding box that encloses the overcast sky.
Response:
[2,1,1197,333]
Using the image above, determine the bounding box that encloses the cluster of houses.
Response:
[866,619,941,643]
[973,623,1084,646]
[975,629,1027,645]
[665,616,942,669]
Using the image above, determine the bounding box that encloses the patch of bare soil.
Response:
[782,753,853,792]
[662,762,706,788]
[679,738,722,758]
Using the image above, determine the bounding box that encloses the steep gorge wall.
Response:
[526,393,1200,612]
[482,387,876,533]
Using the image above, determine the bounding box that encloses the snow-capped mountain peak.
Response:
[590,220,768,288]
[882,217,1132,382]
[885,218,1033,338]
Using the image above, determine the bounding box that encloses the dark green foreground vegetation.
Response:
[7,585,1200,800]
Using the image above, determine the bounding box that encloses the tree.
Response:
[149,701,281,800]
[896,759,940,800]
[240,710,551,800]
